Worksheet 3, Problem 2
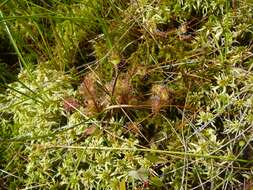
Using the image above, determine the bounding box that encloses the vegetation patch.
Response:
[0,0,253,189]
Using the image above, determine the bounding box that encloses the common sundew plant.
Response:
[0,0,253,189]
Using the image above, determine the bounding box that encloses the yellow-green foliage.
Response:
[5,63,74,136]
[1,0,253,189]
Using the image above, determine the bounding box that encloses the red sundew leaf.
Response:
[150,95,162,114]
[63,98,80,112]
[143,180,149,188]
[83,126,97,136]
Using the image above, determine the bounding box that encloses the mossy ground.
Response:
[0,0,253,189]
